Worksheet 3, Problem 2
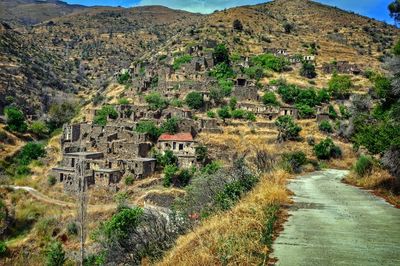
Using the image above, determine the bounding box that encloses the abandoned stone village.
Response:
[52,42,357,194]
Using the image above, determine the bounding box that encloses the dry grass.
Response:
[158,170,290,266]
[345,168,400,208]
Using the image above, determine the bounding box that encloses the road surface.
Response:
[272,169,400,266]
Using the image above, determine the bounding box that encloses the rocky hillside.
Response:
[0,22,79,115]
[0,0,88,26]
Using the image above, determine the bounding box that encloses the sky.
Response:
[65,0,394,24]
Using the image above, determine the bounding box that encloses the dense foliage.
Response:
[145,93,168,111]
[328,73,352,99]
[173,54,192,70]
[93,105,118,126]
[4,107,27,133]
[275,115,302,142]
[251,53,288,72]
[185,92,204,110]
[262,92,279,106]
[314,138,342,160]
[300,62,317,79]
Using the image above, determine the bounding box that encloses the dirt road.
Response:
[272,169,400,266]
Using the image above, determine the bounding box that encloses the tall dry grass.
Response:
[158,170,290,266]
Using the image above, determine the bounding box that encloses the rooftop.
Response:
[158,132,194,142]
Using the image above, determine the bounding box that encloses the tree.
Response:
[213,44,230,65]
[93,105,118,126]
[262,92,279,106]
[185,92,204,110]
[300,62,317,79]
[251,54,288,72]
[217,106,231,121]
[145,93,168,111]
[17,142,46,165]
[48,102,77,129]
[314,138,342,160]
[295,104,315,119]
[45,241,66,266]
[275,115,302,142]
[229,97,237,110]
[389,0,400,24]
[30,121,49,138]
[135,120,161,141]
[4,107,27,133]
[328,73,352,99]
[161,117,180,134]
[233,19,243,31]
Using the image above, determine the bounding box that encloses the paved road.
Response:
[272,169,400,266]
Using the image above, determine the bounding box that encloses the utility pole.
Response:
[75,158,88,266]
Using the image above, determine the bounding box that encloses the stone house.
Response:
[279,106,298,119]
[232,76,260,102]
[238,102,279,120]
[157,133,197,168]
[322,61,362,75]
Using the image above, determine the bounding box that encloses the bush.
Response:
[118,98,129,105]
[319,120,333,133]
[195,145,208,164]
[282,151,307,173]
[30,121,49,139]
[314,138,342,160]
[93,105,118,126]
[17,142,46,165]
[210,63,235,80]
[328,73,352,99]
[173,54,192,70]
[135,120,161,141]
[45,241,66,266]
[163,165,179,187]
[102,207,144,239]
[161,117,180,134]
[262,92,278,106]
[229,97,237,110]
[275,116,302,142]
[244,66,264,80]
[317,89,330,103]
[278,84,300,104]
[48,102,78,130]
[296,104,315,119]
[117,71,131,85]
[15,165,31,176]
[0,241,7,257]
[157,150,178,167]
[251,53,288,72]
[48,175,57,186]
[300,62,317,79]
[125,175,134,186]
[209,88,224,105]
[145,93,168,111]
[231,109,246,119]
[207,111,216,118]
[67,222,78,235]
[328,105,338,119]
[283,22,294,33]
[201,161,221,175]
[4,107,27,133]
[339,105,350,119]
[185,92,204,110]
[233,19,243,31]
[217,106,231,120]
[213,44,230,65]
[245,111,256,121]
[354,155,374,177]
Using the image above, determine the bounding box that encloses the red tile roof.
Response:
[158,133,194,142]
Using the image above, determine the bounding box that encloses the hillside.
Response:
[0,0,88,26]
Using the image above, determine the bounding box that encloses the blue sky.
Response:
[65,0,394,24]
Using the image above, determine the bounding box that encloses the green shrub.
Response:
[163,165,179,187]
[245,111,256,121]
[195,145,208,163]
[93,105,118,126]
[354,155,374,177]
[245,66,264,80]
[135,120,161,141]
[278,84,300,104]
[231,109,246,119]
[4,106,27,133]
[213,44,230,65]
[328,73,352,99]
[170,98,183,107]
[45,241,66,266]
[317,89,330,103]
[229,97,237,110]
[118,98,130,104]
[201,161,221,175]
[48,102,78,130]
[145,93,168,111]
[173,54,192,70]
[251,53,288,72]
[102,207,143,239]
[217,106,231,120]
[207,111,216,118]
[300,62,317,79]
[210,63,235,80]
[275,116,302,142]
[339,105,350,119]
[161,117,180,134]
[15,165,31,176]
[319,120,333,133]
[157,150,178,167]
[67,222,78,236]
[30,121,49,138]
[314,138,342,160]
[117,71,131,85]
[125,175,134,186]
[328,105,338,119]
[296,104,315,119]
[17,142,46,165]
[0,241,7,257]
[185,92,204,110]
[282,151,307,173]
[48,175,57,186]
[262,92,278,106]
